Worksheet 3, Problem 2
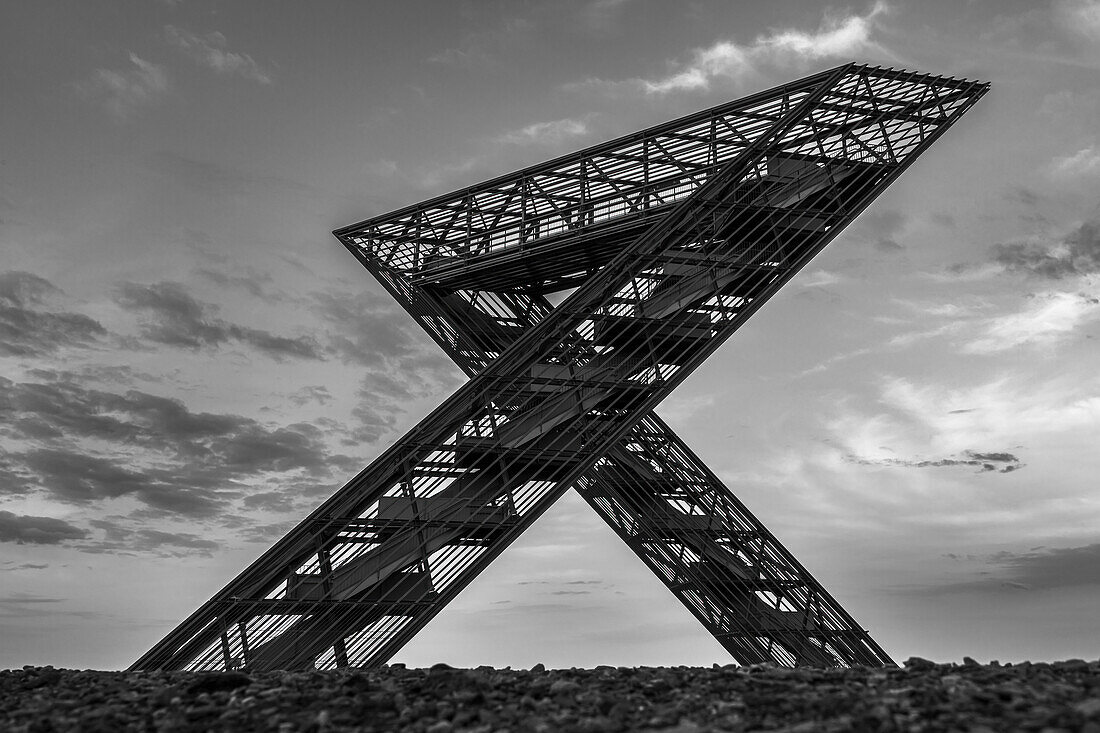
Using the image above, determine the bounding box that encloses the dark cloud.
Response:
[990,219,1100,279]
[289,385,332,407]
[136,529,218,553]
[0,271,107,356]
[856,208,907,253]
[347,402,399,445]
[71,519,220,557]
[19,448,228,516]
[242,490,300,513]
[347,356,460,445]
[217,422,332,474]
[851,450,1022,474]
[0,372,353,519]
[987,544,1100,590]
[195,267,281,302]
[928,544,1100,595]
[0,510,87,544]
[309,289,462,444]
[0,594,65,605]
[311,291,421,367]
[23,450,157,502]
[968,451,1019,464]
[238,520,296,543]
[115,281,323,360]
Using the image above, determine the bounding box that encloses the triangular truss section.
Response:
[133,64,988,671]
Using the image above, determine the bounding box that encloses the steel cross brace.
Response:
[133,64,988,672]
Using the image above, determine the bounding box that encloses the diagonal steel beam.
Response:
[132,64,988,672]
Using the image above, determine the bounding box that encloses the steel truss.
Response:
[133,64,988,672]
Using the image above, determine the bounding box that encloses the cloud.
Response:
[288,385,333,407]
[0,511,87,544]
[311,290,428,367]
[1,562,50,571]
[1051,145,1100,178]
[846,375,1100,461]
[76,52,168,120]
[963,283,1100,354]
[0,372,356,520]
[427,43,492,67]
[237,520,296,543]
[347,355,460,445]
[80,520,221,557]
[1055,0,1100,41]
[942,220,1100,353]
[135,529,219,553]
[588,2,889,95]
[496,119,589,146]
[798,269,842,288]
[850,450,1022,474]
[115,281,323,360]
[18,448,228,516]
[642,42,751,94]
[0,271,107,356]
[988,544,1100,590]
[857,208,909,252]
[195,268,280,301]
[930,543,1100,594]
[164,25,273,84]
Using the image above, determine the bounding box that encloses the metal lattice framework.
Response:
[133,64,988,672]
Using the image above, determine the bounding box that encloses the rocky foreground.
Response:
[4,658,1100,732]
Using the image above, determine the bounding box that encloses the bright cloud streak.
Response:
[1051,145,1100,178]
[874,374,1100,456]
[496,118,589,145]
[799,269,843,288]
[76,53,169,120]
[965,277,1100,353]
[1056,0,1100,40]
[165,26,274,85]
[643,2,889,94]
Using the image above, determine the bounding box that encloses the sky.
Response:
[2,0,1100,671]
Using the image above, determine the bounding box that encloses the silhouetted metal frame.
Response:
[132,63,988,672]
[337,65,984,667]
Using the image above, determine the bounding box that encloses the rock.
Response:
[549,679,581,695]
[429,663,456,675]
[1057,659,1090,671]
[4,659,1100,732]
[19,667,62,691]
[1076,698,1100,717]
[185,671,252,694]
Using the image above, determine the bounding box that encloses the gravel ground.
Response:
[4,658,1100,732]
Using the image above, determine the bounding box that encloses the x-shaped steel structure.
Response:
[133,64,988,672]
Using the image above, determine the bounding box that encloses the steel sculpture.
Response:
[133,64,988,671]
